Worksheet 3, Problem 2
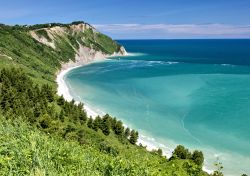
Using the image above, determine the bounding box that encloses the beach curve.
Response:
[55,52,213,174]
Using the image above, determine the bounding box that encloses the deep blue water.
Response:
[65,40,250,175]
[120,39,250,65]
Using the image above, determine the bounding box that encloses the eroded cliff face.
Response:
[30,23,92,49]
[30,22,127,68]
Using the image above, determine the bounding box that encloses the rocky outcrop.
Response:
[30,30,56,49]
[30,22,127,67]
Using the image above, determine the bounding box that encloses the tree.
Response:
[211,158,223,176]
[59,110,65,122]
[92,116,102,131]
[114,120,124,136]
[57,95,65,106]
[92,119,99,131]
[111,117,117,131]
[157,148,163,156]
[79,111,87,123]
[87,117,93,129]
[101,114,111,136]
[124,127,130,138]
[192,150,204,167]
[129,130,138,145]
[77,103,87,123]
[41,84,54,102]
[172,145,191,159]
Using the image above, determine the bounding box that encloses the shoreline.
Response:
[56,59,107,117]
[56,55,175,153]
[56,55,172,151]
[56,54,213,174]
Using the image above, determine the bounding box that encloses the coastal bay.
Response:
[62,39,250,175]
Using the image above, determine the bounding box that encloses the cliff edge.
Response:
[29,22,127,69]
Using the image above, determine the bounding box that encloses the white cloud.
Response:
[94,23,250,38]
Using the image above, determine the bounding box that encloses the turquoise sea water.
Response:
[65,40,250,175]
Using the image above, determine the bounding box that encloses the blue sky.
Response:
[1,0,250,39]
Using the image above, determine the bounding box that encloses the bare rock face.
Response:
[30,23,98,50]
[69,23,95,34]
[30,30,56,49]
[30,22,127,69]
[119,46,127,55]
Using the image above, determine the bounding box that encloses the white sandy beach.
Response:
[56,54,212,174]
[56,53,173,151]
[56,59,107,117]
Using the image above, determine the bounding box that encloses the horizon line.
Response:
[114,38,250,40]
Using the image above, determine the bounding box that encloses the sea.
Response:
[64,39,250,175]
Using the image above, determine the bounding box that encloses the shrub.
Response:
[192,150,204,166]
[172,145,191,159]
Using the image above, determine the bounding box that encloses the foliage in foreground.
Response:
[0,68,209,175]
[0,23,220,175]
[0,115,209,176]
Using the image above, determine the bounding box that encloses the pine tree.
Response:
[79,111,87,123]
[192,150,204,167]
[114,120,124,136]
[129,130,139,145]
[124,127,130,138]
[111,117,117,131]
[172,145,191,159]
[87,117,93,129]
[41,84,54,102]
[59,110,65,122]
[93,116,101,131]
[57,95,65,106]
[101,114,111,136]
[157,148,163,156]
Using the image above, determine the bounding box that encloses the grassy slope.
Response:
[0,23,209,176]
[0,26,62,86]
[0,116,207,176]
[0,23,121,86]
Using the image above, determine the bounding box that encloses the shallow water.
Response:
[65,40,250,175]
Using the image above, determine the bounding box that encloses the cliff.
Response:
[30,22,127,69]
[0,22,211,176]
[0,22,126,84]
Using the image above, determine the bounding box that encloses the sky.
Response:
[1,0,250,39]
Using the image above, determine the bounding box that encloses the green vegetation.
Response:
[35,29,52,42]
[0,115,209,176]
[0,22,220,175]
[0,22,122,86]
[82,28,122,54]
[28,21,88,30]
[170,145,204,168]
[0,24,64,86]
[129,130,139,145]
[0,68,137,143]
[0,67,210,176]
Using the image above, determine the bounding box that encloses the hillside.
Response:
[0,22,212,176]
[0,21,126,85]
